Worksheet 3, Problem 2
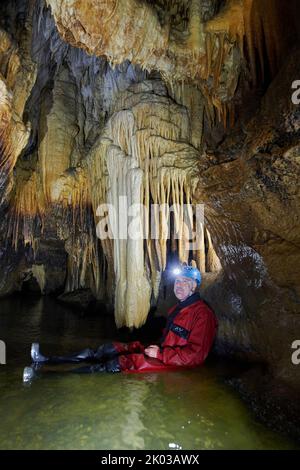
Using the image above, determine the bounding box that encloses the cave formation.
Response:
[0,0,299,390]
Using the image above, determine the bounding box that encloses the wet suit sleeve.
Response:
[156,307,217,367]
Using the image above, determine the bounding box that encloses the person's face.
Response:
[174,276,196,301]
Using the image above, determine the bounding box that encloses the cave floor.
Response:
[0,295,298,450]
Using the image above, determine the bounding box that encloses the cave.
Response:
[0,0,299,451]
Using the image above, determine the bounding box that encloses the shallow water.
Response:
[0,295,298,450]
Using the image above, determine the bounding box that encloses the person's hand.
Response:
[144,345,160,358]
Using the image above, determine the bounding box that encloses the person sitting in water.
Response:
[23,264,218,382]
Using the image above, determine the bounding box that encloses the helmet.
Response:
[173,264,202,285]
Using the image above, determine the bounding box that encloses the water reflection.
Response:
[0,295,298,450]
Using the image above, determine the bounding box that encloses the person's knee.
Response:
[95,343,118,360]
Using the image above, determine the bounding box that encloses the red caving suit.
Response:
[113,293,218,373]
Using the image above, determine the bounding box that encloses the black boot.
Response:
[23,366,36,383]
[31,343,95,364]
[22,358,121,383]
[31,343,48,363]
[105,358,121,373]
[72,358,121,374]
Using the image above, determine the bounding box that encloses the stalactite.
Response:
[0,50,34,246]
[3,0,287,328]
[243,0,279,84]
[7,171,44,251]
[229,101,235,129]
[206,228,222,273]
[205,32,212,80]
[43,0,295,141]
[0,77,30,204]
[188,0,205,56]
[53,168,105,300]
[0,29,21,90]
[0,23,37,253]
[194,222,206,274]
[45,0,249,120]
[85,80,200,327]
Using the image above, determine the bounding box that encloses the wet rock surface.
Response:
[226,366,300,443]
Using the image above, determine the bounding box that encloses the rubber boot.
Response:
[30,341,138,365]
[22,357,121,383]
[23,366,36,383]
[31,343,95,364]
[72,358,121,374]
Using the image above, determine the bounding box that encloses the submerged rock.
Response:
[58,288,96,312]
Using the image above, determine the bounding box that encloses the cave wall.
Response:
[198,47,300,386]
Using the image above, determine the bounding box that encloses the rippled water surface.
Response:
[0,295,298,450]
